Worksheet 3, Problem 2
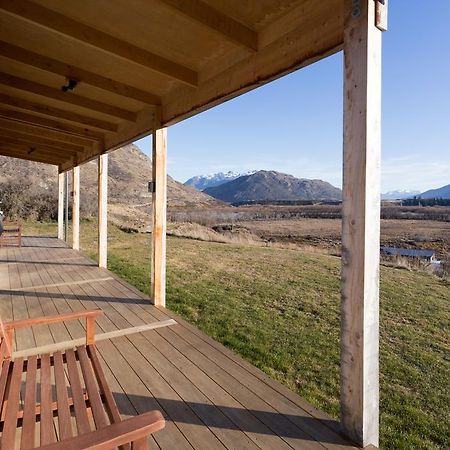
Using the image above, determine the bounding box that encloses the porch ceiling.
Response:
[0,0,343,171]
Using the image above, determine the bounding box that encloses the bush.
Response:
[0,181,58,221]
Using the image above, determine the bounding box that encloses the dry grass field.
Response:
[238,218,450,257]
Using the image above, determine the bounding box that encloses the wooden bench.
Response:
[0,222,22,247]
[0,309,165,449]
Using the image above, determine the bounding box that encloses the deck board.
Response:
[0,236,361,450]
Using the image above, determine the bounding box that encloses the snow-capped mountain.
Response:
[381,190,420,200]
[184,171,257,191]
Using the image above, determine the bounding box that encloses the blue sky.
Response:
[136,2,450,193]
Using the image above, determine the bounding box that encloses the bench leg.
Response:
[132,437,148,450]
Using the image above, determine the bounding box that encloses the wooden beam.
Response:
[72,166,80,251]
[341,1,382,447]
[0,117,94,148]
[0,41,161,105]
[58,172,64,240]
[0,140,74,160]
[162,0,343,125]
[0,128,86,153]
[0,93,118,132]
[98,153,108,269]
[0,108,105,141]
[0,146,63,165]
[0,72,136,121]
[150,118,167,307]
[157,0,258,50]
[0,0,198,87]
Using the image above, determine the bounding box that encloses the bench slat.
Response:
[21,354,37,450]
[54,351,73,440]
[40,353,56,445]
[1,357,24,448]
[65,348,91,435]
[88,345,132,450]
[0,360,11,417]
[77,346,108,430]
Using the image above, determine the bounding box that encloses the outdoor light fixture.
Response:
[61,78,78,92]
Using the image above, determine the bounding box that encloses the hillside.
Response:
[0,144,218,228]
[203,170,342,203]
[420,183,450,199]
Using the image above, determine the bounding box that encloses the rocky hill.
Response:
[0,144,218,229]
[203,170,342,204]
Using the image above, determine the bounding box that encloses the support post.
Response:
[341,0,382,447]
[98,153,108,268]
[65,172,69,242]
[72,166,80,251]
[57,172,64,240]
[151,117,167,307]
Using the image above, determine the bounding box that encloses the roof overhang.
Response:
[0,0,343,172]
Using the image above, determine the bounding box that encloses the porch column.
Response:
[57,172,64,240]
[341,0,383,447]
[151,118,167,307]
[72,165,80,251]
[98,153,108,268]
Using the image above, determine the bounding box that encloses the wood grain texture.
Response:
[0,0,198,87]
[0,40,161,105]
[341,0,382,447]
[58,172,65,240]
[72,166,80,251]
[151,121,167,307]
[97,153,108,268]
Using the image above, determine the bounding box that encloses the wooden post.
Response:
[72,166,80,251]
[151,117,167,307]
[57,172,64,240]
[341,0,383,447]
[98,153,108,268]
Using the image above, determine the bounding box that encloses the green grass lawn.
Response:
[24,220,450,449]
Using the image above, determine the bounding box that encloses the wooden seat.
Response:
[0,222,22,247]
[0,310,165,449]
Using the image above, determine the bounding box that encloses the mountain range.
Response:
[203,170,342,203]
[185,171,256,190]
[381,190,421,200]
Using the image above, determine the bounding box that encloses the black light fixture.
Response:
[61,78,78,92]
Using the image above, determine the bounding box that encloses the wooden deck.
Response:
[0,236,361,450]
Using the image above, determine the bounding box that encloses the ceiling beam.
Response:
[0,134,82,155]
[157,0,258,51]
[0,148,61,165]
[0,133,82,154]
[0,108,105,141]
[0,41,161,105]
[0,143,70,164]
[0,93,118,132]
[0,117,94,147]
[0,72,136,121]
[0,0,198,87]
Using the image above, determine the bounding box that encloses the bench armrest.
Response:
[4,309,103,345]
[38,410,165,450]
